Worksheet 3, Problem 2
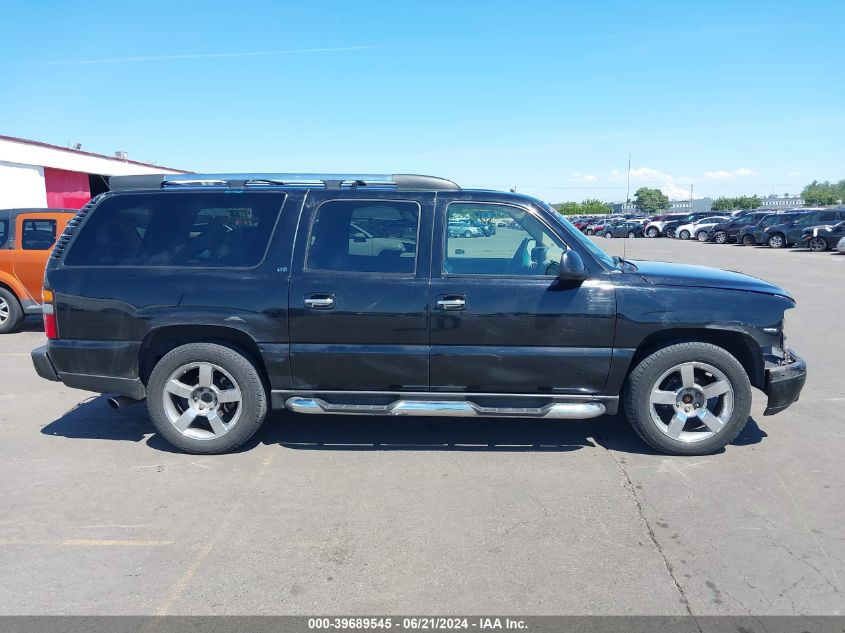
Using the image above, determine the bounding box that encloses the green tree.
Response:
[555,199,612,215]
[634,187,669,214]
[802,180,844,206]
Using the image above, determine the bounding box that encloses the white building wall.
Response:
[0,161,48,208]
[0,137,183,177]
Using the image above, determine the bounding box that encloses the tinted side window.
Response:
[444,203,565,276]
[0,219,7,247]
[819,211,837,222]
[22,219,57,250]
[65,192,284,267]
[306,200,419,274]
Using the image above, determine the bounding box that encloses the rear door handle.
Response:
[304,294,335,309]
[436,296,466,311]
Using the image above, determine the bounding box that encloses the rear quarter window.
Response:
[0,219,8,247]
[21,219,57,250]
[64,191,285,267]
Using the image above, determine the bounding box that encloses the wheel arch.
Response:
[139,325,268,386]
[628,328,764,389]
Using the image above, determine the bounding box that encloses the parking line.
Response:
[0,538,174,546]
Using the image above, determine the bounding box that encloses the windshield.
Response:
[551,211,617,269]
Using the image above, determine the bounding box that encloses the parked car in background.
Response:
[0,208,75,334]
[708,212,770,244]
[763,208,845,248]
[468,219,496,236]
[643,213,687,238]
[675,216,730,241]
[31,172,806,456]
[603,221,644,238]
[738,212,801,246]
[796,220,845,252]
[663,212,720,239]
[448,221,484,238]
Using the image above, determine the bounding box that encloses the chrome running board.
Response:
[285,397,606,419]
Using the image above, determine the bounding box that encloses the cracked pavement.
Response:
[0,238,843,615]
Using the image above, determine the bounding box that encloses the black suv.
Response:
[763,208,845,248]
[31,173,807,456]
[707,212,769,244]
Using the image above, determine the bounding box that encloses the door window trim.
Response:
[439,200,572,279]
[303,197,422,276]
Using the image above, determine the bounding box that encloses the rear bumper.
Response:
[30,343,146,400]
[31,345,59,381]
[762,348,807,415]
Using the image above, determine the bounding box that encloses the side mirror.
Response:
[352,232,367,243]
[559,250,588,282]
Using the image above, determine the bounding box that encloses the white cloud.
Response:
[703,168,757,180]
[661,183,691,200]
[629,166,676,182]
[567,172,599,182]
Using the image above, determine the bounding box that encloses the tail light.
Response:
[42,289,57,339]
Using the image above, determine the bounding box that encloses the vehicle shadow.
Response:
[40,396,768,456]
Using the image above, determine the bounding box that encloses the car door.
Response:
[429,197,616,394]
[288,190,434,392]
[12,213,63,302]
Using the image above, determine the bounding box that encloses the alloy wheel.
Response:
[696,231,708,242]
[715,232,727,244]
[808,237,828,252]
[742,235,755,246]
[0,297,8,325]
[627,231,636,239]
[162,362,243,440]
[768,234,785,248]
[679,230,689,240]
[648,361,734,444]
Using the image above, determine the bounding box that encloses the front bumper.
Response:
[762,348,807,415]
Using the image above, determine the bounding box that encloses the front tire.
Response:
[714,231,728,244]
[679,229,690,240]
[696,230,709,242]
[623,342,752,455]
[147,343,268,454]
[604,231,613,239]
[627,231,637,239]
[742,234,756,246]
[646,227,659,238]
[0,287,24,334]
[768,233,786,249]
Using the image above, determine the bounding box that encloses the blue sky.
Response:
[1,0,843,202]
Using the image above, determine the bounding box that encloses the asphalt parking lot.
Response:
[0,238,843,616]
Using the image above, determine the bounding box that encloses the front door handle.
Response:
[436,296,466,311]
[304,294,335,309]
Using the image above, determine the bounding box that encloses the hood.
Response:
[630,260,793,299]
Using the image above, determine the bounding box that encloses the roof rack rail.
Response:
[108,173,460,191]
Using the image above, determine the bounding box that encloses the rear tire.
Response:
[679,230,690,240]
[627,231,637,239]
[742,234,756,246]
[646,227,658,238]
[0,287,24,334]
[604,231,613,239]
[147,343,268,454]
[696,230,709,242]
[623,342,752,455]
[808,236,829,252]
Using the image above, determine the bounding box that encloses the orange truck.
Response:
[0,208,76,334]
